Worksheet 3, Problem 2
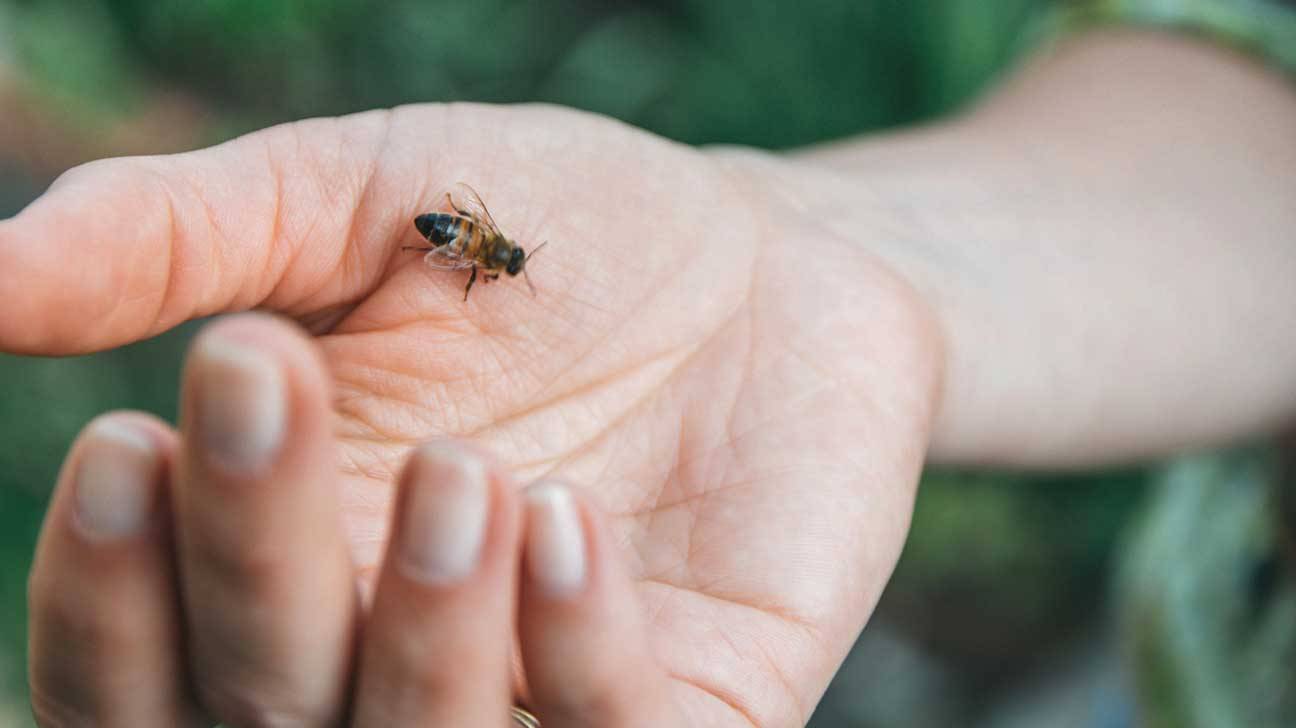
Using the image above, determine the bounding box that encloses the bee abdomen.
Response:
[414,213,462,246]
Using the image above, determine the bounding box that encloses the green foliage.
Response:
[5,2,146,122]
[0,486,41,703]
[1120,452,1296,728]
[10,0,1051,145]
[877,467,1148,686]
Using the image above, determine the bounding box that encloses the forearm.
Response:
[795,29,1296,466]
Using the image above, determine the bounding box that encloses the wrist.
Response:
[708,118,1085,467]
[706,142,953,459]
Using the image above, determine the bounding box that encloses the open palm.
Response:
[5,104,940,725]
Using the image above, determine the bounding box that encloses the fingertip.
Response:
[48,411,177,548]
[393,442,493,586]
[520,482,635,605]
[189,312,329,379]
[197,312,333,392]
[185,326,289,473]
[68,417,169,544]
[385,440,525,593]
[30,411,178,598]
[0,160,177,355]
[181,313,331,476]
[0,211,67,354]
[33,411,177,595]
[82,410,180,456]
[523,482,588,599]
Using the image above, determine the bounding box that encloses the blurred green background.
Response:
[0,1,1251,725]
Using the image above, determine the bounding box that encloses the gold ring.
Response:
[511,705,541,727]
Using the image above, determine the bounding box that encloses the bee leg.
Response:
[463,265,478,301]
[486,272,500,281]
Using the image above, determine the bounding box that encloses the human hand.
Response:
[28,348,673,726]
[9,104,943,725]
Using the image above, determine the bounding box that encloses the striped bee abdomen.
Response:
[413,213,463,247]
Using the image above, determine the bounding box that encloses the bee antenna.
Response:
[520,241,545,296]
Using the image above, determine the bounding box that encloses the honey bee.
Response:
[404,183,546,301]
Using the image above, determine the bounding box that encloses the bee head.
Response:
[505,247,525,276]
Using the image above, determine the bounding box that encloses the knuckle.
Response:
[541,670,669,728]
[402,649,492,695]
[29,685,95,728]
[380,628,488,691]
[208,541,283,594]
[29,577,122,653]
[185,523,294,602]
[196,681,329,728]
[355,623,502,716]
[46,157,124,194]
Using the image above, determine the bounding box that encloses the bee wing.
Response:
[447,182,504,237]
[421,246,475,271]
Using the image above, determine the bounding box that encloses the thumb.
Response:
[0,107,411,355]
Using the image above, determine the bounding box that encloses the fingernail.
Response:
[398,445,489,584]
[525,483,586,597]
[73,419,160,541]
[191,331,285,472]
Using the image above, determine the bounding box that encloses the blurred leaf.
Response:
[8,1,146,121]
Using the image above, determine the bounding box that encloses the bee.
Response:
[404,183,546,301]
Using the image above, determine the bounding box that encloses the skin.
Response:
[18,85,941,728]
[10,28,1296,727]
